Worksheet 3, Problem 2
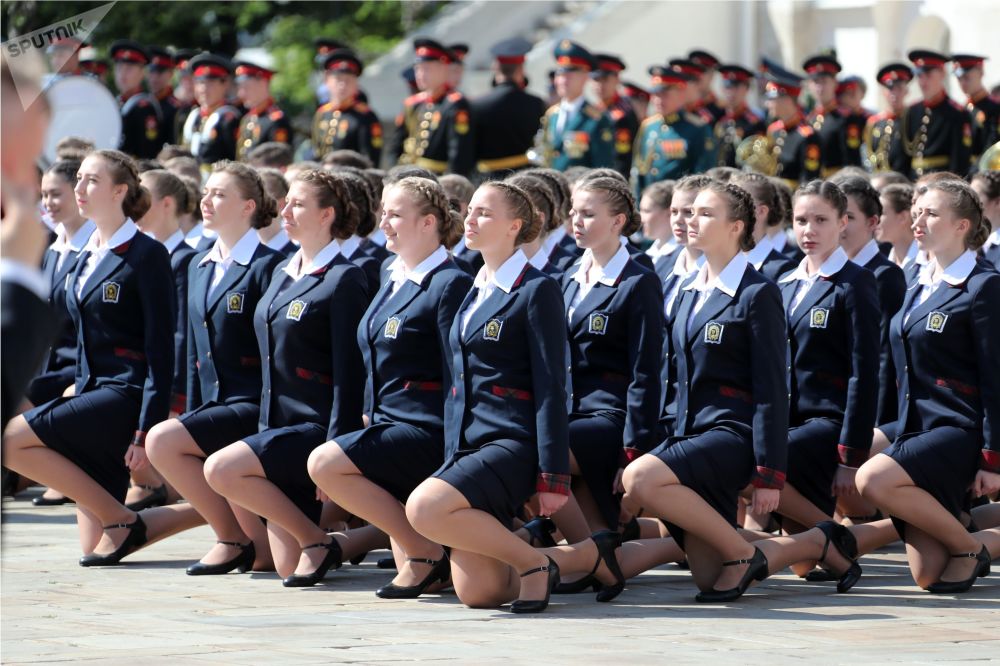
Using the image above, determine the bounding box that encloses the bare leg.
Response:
[145,419,252,566]
[850,518,900,555]
[203,442,329,578]
[838,428,893,522]
[971,503,1000,530]
[308,442,441,587]
[230,503,274,571]
[264,520,301,579]
[2,415,136,555]
[407,478,552,606]
[449,550,521,608]
[974,527,1000,559]
[137,503,206,548]
[76,506,102,554]
[623,455,756,592]
[755,526,852,576]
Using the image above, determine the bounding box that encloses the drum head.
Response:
[42,75,122,164]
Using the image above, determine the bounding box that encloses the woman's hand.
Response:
[536,491,568,518]
[750,487,780,515]
[612,467,626,494]
[972,470,1000,498]
[832,465,858,497]
[124,444,149,472]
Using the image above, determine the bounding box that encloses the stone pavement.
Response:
[2,490,998,665]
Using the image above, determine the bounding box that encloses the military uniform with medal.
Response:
[110,41,163,159]
[311,49,383,165]
[233,61,292,161]
[181,53,243,165]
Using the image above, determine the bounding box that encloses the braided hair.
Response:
[211,160,278,229]
[919,179,989,250]
[334,168,378,236]
[732,172,781,229]
[506,173,558,233]
[143,169,195,216]
[795,179,848,218]
[389,176,464,248]
[838,175,883,218]
[574,176,642,236]
[482,181,542,245]
[699,180,757,251]
[91,149,152,220]
[522,168,572,227]
[295,169,363,240]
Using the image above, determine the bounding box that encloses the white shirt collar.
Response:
[683,251,748,297]
[83,218,138,255]
[162,229,186,254]
[918,250,978,288]
[672,249,705,277]
[339,235,361,259]
[850,238,880,267]
[283,238,344,279]
[265,228,290,251]
[893,239,920,267]
[199,227,260,267]
[542,226,567,254]
[768,228,788,251]
[560,95,585,116]
[744,234,773,269]
[985,228,1000,249]
[473,249,528,294]
[53,219,96,254]
[646,237,679,259]
[368,228,387,246]
[527,246,551,270]
[387,245,448,286]
[572,244,630,287]
[780,246,849,283]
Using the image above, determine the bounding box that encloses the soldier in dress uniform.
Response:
[763,71,822,187]
[401,65,419,96]
[540,40,614,171]
[864,63,913,175]
[688,49,726,123]
[903,49,973,179]
[311,49,382,166]
[951,53,1000,164]
[313,38,348,108]
[386,39,475,177]
[802,54,852,175]
[633,66,715,194]
[622,81,650,124]
[110,40,163,159]
[836,75,873,168]
[80,56,109,80]
[669,58,715,124]
[591,54,640,178]
[469,37,546,181]
[233,60,292,161]
[448,43,469,91]
[171,49,197,144]
[145,46,182,145]
[181,53,243,166]
[714,64,766,168]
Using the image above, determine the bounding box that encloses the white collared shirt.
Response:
[850,238,880,268]
[162,229,186,255]
[527,246,551,271]
[744,234,774,270]
[568,244,630,320]
[184,222,217,249]
[780,246,849,314]
[557,95,585,134]
[984,228,1000,250]
[265,228,291,251]
[664,250,705,317]
[282,238,344,282]
[385,245,448,297]
[461,249,528,336]
[453,237,467,254]
[646,237,679,262]
[51,220,96,272]
[199,228,260,299]
[683,252,748,334]
[340,235,362,260]
[75,219,139,298]
[542,226,567,256]
[769,228,790,253]
[369,228,387,246]
[905,250,978,322]
[891,239,920,268]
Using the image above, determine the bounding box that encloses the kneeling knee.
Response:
[306,442,342,483]
[202,451,235,493]
[622,457,656,500]
[404,486,439,535]
[855,462,882,501]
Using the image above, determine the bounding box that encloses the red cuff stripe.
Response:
[838,444,869,468]
[981,450,1000,474]
[537,473,571,496]
[751,466,786,490]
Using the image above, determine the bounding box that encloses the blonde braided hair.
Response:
[295,169,363,240]
[390,176,464,248]
[92,149,151,220]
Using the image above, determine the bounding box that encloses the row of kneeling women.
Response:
[4,152,999,612]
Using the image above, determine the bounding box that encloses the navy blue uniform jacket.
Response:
[67,232,175,435]
[863,252,907,427]
[255,254,367,439]
[169,242,197,410]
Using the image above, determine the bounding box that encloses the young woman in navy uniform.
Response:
[256,168,297,256]
[522,168,582,271]
[550,176,662,544]
[622,181,789,602]
[201,170,367,585]
[308,177,472,597]
[639,181,679,280]
[3,150,175,565]
[877,183,920,275]
[143,162,283,575]
[405,182,571,613]
[856,180,999,593]
[764,181,879,574]
[332,169,381,298]
[971,171,1000,271]
[731,173,797,282]
[506,173,565,276]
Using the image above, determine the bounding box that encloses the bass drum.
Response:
[42,75,122,165]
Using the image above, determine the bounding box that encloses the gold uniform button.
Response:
[203,321,208,328]
[459,373,464,380]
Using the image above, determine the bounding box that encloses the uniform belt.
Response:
[414,157,448,173]
[476,154,532,172]
[912,155,950,169]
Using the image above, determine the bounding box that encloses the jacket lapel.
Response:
[903,281,964,334]
[206,262,251,313]
[675,289,694,350]
[789,278,834,328]
[267,270,325,321]
[462,287,518,344]
[189,260,213,322]
[78,248,127,304]
[687,289,734,345]
[569,281,618,330]
[366,278,423,341]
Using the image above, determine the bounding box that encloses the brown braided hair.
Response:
[506,173,558,233]
[641,180,675,211]
[178,175,202,222]
[211,160,278,229]
[335,168,378,236]
[795,179,848,217]
[294,169,363,240]
[699,180,757,252]
[574,176,642,236]
[481,181,541,245]
[143,169,195,216]
[522,167,571,226]
[918,179,989,250]
[91,149,151,220]
[388,177,464,248]
[732,172,781,229]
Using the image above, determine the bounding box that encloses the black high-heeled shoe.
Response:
[186,540,255,576]
[815,520,863,593]
[376,552,451,599]
[79,516,147,567]
[553,574,603,595]
[695,547,768,603]
[522,516,557,548]
[125,484,168,511]
[621,516,641,542]
[32,493,74,506]
[926,545,991,594]
[376,556,398,569]
[590,530,627,602]
[510,556,560,614]
[282,538,343,587]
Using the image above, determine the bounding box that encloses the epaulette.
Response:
[545,104,559,117]
[404,92,424,107]
[269,109,284,121]
[767,119,784,134]
[684,111,707,126]
[447,91,465,103]
[796,124,815,137]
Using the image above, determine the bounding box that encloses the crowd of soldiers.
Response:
[44,35,1000,187]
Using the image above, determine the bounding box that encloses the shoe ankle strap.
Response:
[101,520,137,530]
[519,563,551,578]
[217,540,249,548]
[302,539,335,551]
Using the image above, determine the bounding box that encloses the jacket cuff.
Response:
[620,447,643,467]
[981,449,1000,474]
[131,431,147,448]
[537,473,571,496]
[171,393,187,415]
[838,444,869,468]
[751,466,786,490]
